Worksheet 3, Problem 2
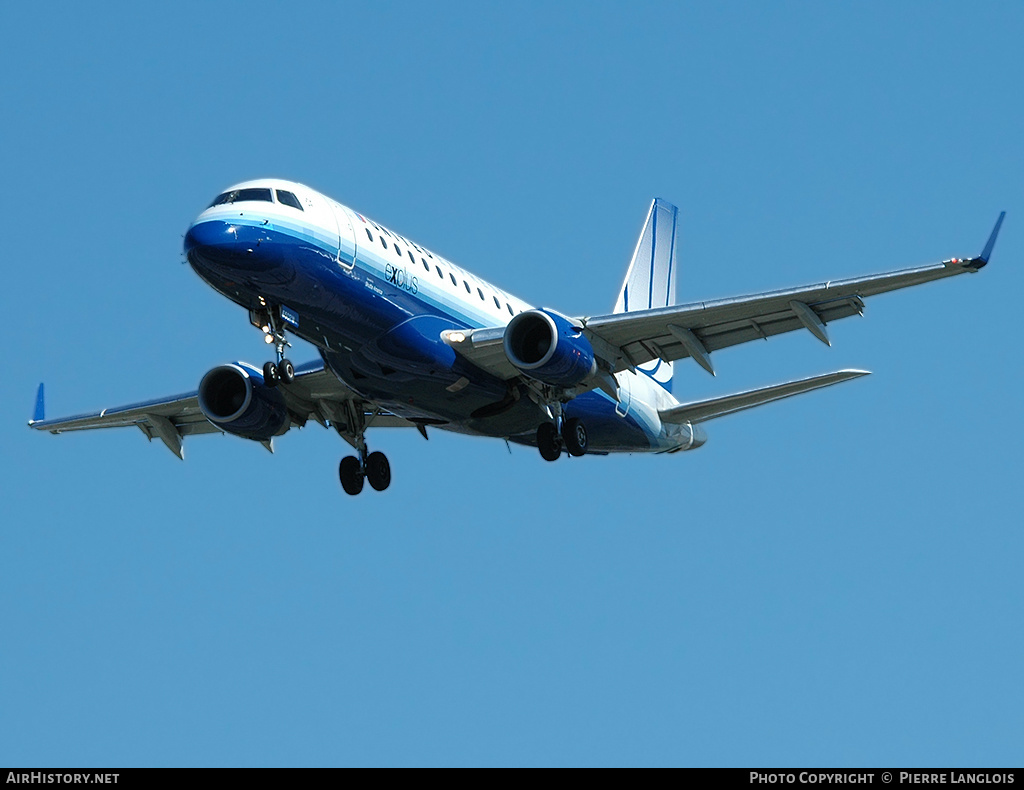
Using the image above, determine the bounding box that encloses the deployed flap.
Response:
[659,369,869,425]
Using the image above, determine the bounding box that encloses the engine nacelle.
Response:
[198,363,288,441]
[503,309,597,387]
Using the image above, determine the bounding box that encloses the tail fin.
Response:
[614,198,678,392]
[30,383,45,425]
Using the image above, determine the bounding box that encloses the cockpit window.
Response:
[209,188,273,207]
[276,190,303,210]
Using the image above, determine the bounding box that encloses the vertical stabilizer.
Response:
[613,199,678,391]
[31,383,45,424]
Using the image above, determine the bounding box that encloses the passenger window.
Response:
[422,258,429,271]
[507,303,514,315]
[464,281,471,293]
[276,190,303,210]
[395,246,403,257]
[381,237,388,250]
[478,288,485,301]
[450,273,457,286]
[436,266,444,279]
[493,296,501,309]
[365,228,374,242]
[408,250,415,264]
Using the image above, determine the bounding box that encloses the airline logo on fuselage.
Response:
[385,263,419,295]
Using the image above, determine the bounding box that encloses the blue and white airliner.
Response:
[29,180,1005,494]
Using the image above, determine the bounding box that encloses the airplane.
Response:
[28,179,1005,495]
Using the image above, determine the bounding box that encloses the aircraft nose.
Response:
[184,218,294,285]
[184,220,239,257]
[185,220,249,287]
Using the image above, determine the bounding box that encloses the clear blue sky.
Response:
[2,2,1021,767]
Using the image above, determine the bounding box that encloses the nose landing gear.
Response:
[248,301,294,387]
[251,301,295,387]
[263,357,295,386]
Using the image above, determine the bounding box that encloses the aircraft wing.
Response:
[447,213,1004,381]
[585,213,1004,376]
[28,360,416,458]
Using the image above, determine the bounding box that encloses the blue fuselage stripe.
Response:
[186,217,659,450]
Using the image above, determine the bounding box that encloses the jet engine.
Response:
[503,309,597,387]
[198,363,289,441]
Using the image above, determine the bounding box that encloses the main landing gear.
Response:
[334,401,391,496]
[536,416,588,461]
[338,448,391,495]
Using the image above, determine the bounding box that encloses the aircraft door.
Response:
[311,193,348,268]
[614,370,632,417]
[331,201,359,270]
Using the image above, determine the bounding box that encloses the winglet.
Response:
[976,211,1006,267]
[30,383,45,425]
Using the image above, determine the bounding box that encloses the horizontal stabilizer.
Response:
[659,369,870,425]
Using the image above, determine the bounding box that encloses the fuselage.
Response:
[183,179,702,453]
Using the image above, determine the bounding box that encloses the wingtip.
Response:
[977,210,1006,266]
[834,368,872,383]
